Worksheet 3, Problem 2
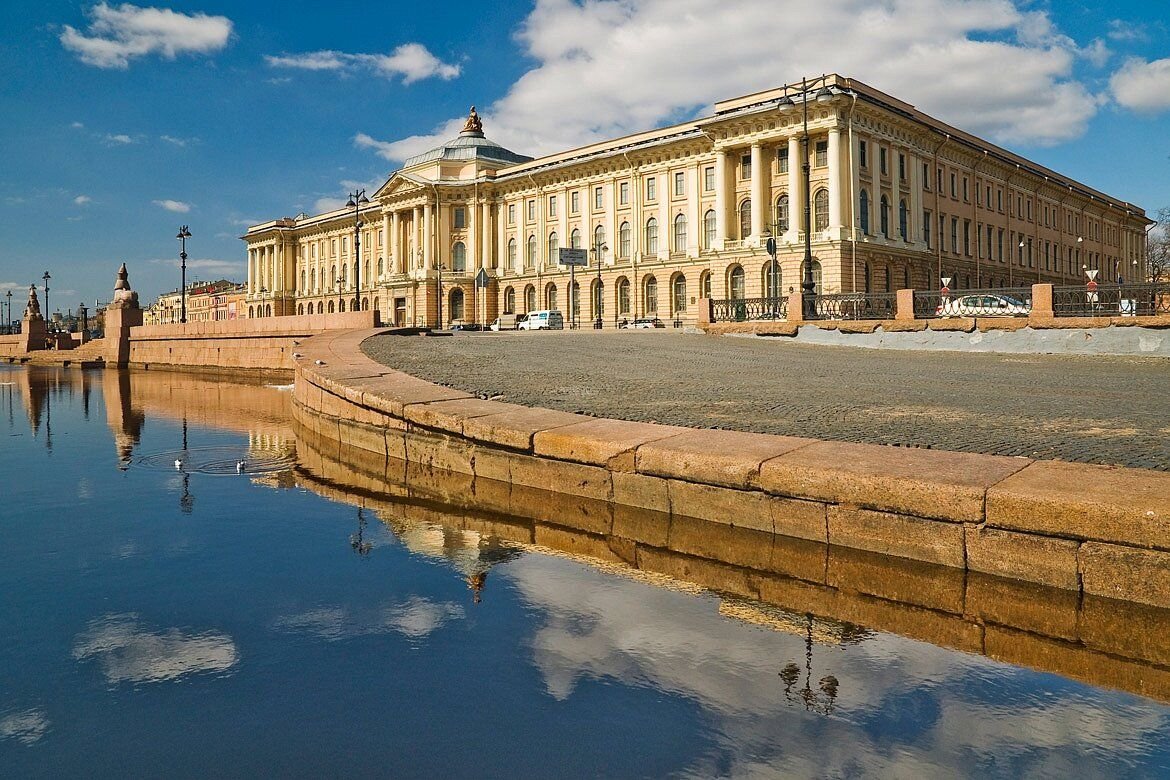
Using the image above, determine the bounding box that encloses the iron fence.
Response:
[814,292,897,320]
[710,296,788,322]
[1053,283,1170,317]
[913,287,1033,318]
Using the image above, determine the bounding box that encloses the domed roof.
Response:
[403,106,531,168]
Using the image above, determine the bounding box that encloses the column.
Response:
[422,202,433,270]
[890,142,901,243]
[828,128,843,236]
[908,152,922,248]
[482,201,493,270]
[657,174,669,260]
[468,198,478,272]
[714,150,728,249]
[381,212,391,278]
[787,137,802,240]
[247,248,254,295]
[750,143,765,243]
[496,199,506,271]
[558,187,569,259]
[688,162,701,256]
[604,180,615,264]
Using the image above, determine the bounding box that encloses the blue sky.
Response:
[0,0,1167,310]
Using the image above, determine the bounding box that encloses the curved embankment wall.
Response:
[294,328,1170,608]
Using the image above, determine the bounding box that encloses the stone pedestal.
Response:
[18,315,46,352]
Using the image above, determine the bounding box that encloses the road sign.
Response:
[557,248,588,267]
[765,237,776,257]
[474,268,490,288]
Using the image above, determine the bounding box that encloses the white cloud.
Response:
[1110,57,1170,113]
[71,120,85,129]
[273,597,464,642]
[72,613,238,684]
[160,134,194,146]
[104,133,134,145]
[74,195,92,206]
[150,257,243,275]
[1081,38,1111,68]
[265,43,461,84]
[60,2,233,69]
[153,198,191,213]
[313,196,348,213]
[359,0,1103,163]
[0,282,22,291]
[1107,19,1148,43]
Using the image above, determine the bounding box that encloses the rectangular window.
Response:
[880,146,888,174]
[778,147,790,173]
[674,171,685,197]
[619,181,629,205]
[741,154,752,179]
[950,173,957,198]
[527,199,535,221]
[858,141,867,169]
[998,229,1004,261]
[342,237,348,254]
[962,177,969,202]
[898,153,906,180]
[570,191,580,214]
[815,141,828,168]
[508,203,516,225]
[997,190,1003,212]
[937,167,944,191]
[951,217,958,254]
[548,196,556,217]
[594,187,603,209]
[923,163,930,190]
[453,207,466,229]
[704,166,714,191]
[986,186,992,209]
[923,210,932,248]
[646,177,657,201]
[963,220,971,256]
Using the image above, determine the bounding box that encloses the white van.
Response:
[517,310,564,330]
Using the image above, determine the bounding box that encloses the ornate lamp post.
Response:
[591,237,607,329]
[335,278,343,313]
[4,289,11,333]
[79,302,88,336]
[177,225,191,323]
[345,189,369,311]
[436,262,448,329]
[42,271,51,326]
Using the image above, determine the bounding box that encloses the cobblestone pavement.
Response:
[362,331,1170,470]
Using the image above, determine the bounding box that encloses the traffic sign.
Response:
[765,237,776,257]
[474,268,490,288]
[557,248,588,267]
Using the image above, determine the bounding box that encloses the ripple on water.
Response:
[135,445,297,476]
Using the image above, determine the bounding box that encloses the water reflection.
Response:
[72,613,238,686]
[0,709,50,746]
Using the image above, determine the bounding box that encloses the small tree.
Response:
[1148,206,1170,284]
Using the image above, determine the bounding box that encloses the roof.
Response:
[403,107,531,168]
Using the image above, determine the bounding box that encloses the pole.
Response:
[569,261,576,329]
[801,77,816,319]
[437,265,443,329]
[178,226,190,323]
[595,238,603,329]
[43,271,50,324]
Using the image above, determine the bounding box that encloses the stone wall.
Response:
[293,328,1170,609]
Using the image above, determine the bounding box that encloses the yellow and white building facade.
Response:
[242,75,1151,327]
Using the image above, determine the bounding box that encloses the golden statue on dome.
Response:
[462,105,483,135]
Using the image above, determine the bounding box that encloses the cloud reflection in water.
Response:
[72,613,238,685]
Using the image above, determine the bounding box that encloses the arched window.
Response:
[591,279,604,321]
[672,274,687,313]
[378,257,384,276]
[363,260,369,287]
[526,234,536,270]
[300,270,306,291]
[594,224,606,251]
[298,303,304,315]
[880,195,890,237]
[328,301,335,314]
[729,266,745,300]
[619,222,631,258]
[342,264,348,286]
[864,262,872,294]
[331,264,337,286]
[617,277,630,315]
[764,259,782,299]
[645,218,658,253]
[814,190,829,231]
[524,284,536,312]
[319,267,325,291]
[449,288,464,322]
[373,297,379,313]
[673,214,687,253]
[452,241,466,273]
[739,199,752,239]
[361,297,369,311]
[546,283,558,311]
[700,271,712,299]
[809,260,823,295]
[266,304,272,317]
[338,300,344,313]
[703,209,716,248]
[504,286,515,314]
[644,276,658,313]
[776,195,790,233]
[570,280,580,319]
[884,266,892,292]
[248,306,254,318]
[898,199,908,241]
[570,228,581,249]
[508,237,518,270]
[859,190,870,234]
[317,301,323,314]
[548,232,559,262]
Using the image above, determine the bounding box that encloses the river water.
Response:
[2,365,1169,778]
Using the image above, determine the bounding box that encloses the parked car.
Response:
[517,310,564,330]
[448,322,484,331]
[490,314,519,331]
[621,317,665,329]
[936,294,1030,318]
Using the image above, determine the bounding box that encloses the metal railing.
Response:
[1053,283,1170,317]
[710,296,788,322]
[814,292,897,320]
[913,287,1033,318]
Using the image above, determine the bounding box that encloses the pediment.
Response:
[374,172,430,201]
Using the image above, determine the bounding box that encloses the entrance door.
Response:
[394,298,406,327]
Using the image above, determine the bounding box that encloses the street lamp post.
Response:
[79,302,88,337]
[591,238,607,329]
[345,189,370,311]
[335,278,343,313]
[436,263,448,329]
[177,225,191,323]
[4,289,11,333]
[42,271,51,326]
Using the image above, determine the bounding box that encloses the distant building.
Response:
[244,75,1152,327]
[145,280,244,324]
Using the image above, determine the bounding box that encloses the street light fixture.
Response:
[177,225,191,323]
[4,289,11,333]
[591,238,608,329]
[42,271,51,327]
[346,189,370,311]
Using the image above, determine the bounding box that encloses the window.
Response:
[526,234,536,269]
[879,146,888,175]
[899,200,908,241]
[508,204,516,225]
[880,195,890,237]
[704,167,715,191]
[524,285,536,312]
[776,195,789,233]
[453,207,466,229]
[570,281,580,319]
[951,217,959,254]
[924,210,932,248]
[673,213,687,252]
[963,220,971,256]
[937,167,944,191]
[594,187,603,209]
[527,200,535,221]
[619,221,631,257]
[963,177,969,202]
[815,141,828,168]
[923,163,930,190]
[950,173,957,198]
[571,228,581,249]
[898,153,906,180]
[700,271,712,299]
[618,278,630,314]
[332,238,337,256]
[645,217,659,253]
[672,275,687,313]
[549,196,557,217]
[729,266,745,300]
[646,177,657,201]
[779,147,790,173]
[674,171,685,197]
[507,237,517,268]
[764,259,781,299]
[860,190,870,234]
[741,154,752,179]
[342,236,348,254]
[504,286,515,314]
[449,288,464,322]
[619,181,629,205]
[546,283,557,311]
[814,189,829,231]
[644,276,658,313]
[452,241,466,272]
[592,279,604,320]
[739,200,751,239]
[858,141,867,169]
[704,209,716,247]
[548,232,558,261]
[571,191,580,214]
[594,224,606,251]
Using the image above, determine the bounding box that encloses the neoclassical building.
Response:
[243,75,1151,327]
